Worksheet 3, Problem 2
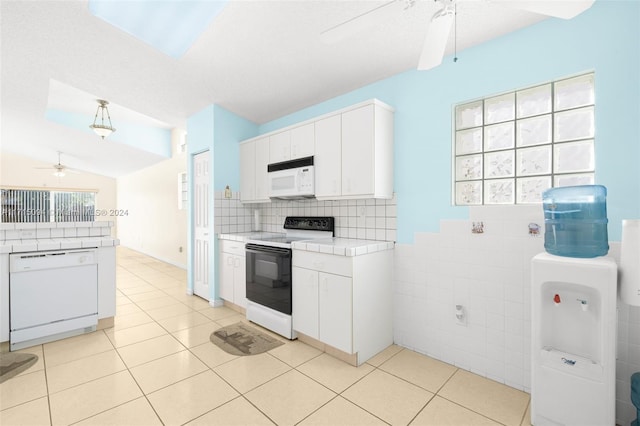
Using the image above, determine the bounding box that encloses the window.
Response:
[178,172,188,210]
[1,189,96,223]
[454,73,595,205]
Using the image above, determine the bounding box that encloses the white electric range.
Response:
[244,216,334,339]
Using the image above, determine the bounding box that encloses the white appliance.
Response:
[620,219,640,306]
[531,253,617,426]
[245,216,334,339]
[267,156,314,200]
[9,249,98,350]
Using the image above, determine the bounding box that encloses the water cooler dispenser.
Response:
[532,185,616,425]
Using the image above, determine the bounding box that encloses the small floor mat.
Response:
[0,352,39,384]
[210,322,284,356]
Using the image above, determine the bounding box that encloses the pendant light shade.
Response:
[89,99,115,139]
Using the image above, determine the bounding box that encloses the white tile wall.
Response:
[392,204,639,425]
[214,191,397,242]
[213,191,253,235]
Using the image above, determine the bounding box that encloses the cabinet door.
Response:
[269,131,291,163]
[290,123,315,160]
[239,142,255,202]
[233,255,246,308]
[255,137,270,201]
[292,266,319,339]
[315,114,342,198]
[319,272,352,353]
[342,105,374,196]
[220,252,235,302]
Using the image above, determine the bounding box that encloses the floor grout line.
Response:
[3,247,530,425]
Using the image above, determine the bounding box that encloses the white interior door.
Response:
[193,151,210,299]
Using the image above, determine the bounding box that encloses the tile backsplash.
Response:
[214,190,397,242]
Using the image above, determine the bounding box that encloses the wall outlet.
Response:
[455,304,467,326]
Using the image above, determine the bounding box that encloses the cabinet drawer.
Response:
[220,240,245,257]
[293,251,352,277]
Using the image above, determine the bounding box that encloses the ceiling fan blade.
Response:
[418,6,454,71]
[492,0,595,19]
[320,0,407,43]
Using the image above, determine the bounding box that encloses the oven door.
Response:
[245,244,292,315]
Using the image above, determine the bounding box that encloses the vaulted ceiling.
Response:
[1,0,550,177]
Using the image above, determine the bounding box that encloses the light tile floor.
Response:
[1,247,532,426]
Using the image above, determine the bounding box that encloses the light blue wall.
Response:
[186,104,257,299]
[212,104,259,191]
[46,109,172,157]
[258,0,640,243]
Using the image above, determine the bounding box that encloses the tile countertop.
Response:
[218,233,395,257]
[0,221,118,254]
[292,238,394,257]
[0,237,120,254]
[218,232,285,242]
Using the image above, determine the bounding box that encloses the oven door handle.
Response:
[245,244,291,256]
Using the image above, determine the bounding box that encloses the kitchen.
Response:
[1,1,640,425]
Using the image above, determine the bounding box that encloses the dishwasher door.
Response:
[9,249,98,350]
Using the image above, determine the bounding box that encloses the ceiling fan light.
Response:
[53,170,66,178]
[90,99,115,139]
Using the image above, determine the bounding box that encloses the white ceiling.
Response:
[0,0,550,178]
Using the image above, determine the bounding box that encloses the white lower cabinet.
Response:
[292,267,353,353]
[292,248,392,365]
[319,272,352,353]
[219,240,246,308]
[291,266,319,338]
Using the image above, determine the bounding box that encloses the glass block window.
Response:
[454,73,595,205]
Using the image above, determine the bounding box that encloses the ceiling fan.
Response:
[320,0,595,70]
[35,152,81,177]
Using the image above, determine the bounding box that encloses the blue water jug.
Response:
[542,185,609,258]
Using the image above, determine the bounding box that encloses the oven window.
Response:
[246,246,292,314]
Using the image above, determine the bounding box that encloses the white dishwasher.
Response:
[9,249,98,350]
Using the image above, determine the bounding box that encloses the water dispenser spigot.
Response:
[554,294,561,305]
[577,298,589,311]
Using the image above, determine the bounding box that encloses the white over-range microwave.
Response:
[267,156,315,200]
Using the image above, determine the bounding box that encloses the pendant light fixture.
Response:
[89,99,115,139]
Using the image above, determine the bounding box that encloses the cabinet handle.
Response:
[227,257,233,266]
[234,258,241,268]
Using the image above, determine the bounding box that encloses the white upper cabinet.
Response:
[316,101,394,200]
[342,105,375,197]
[340,103,394,199]
[240,137,270,203]
[315,114,342,198]
[240,99,393,203]
[269,123,315,164]
[290,123,315,160]
[269,131,291,163]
